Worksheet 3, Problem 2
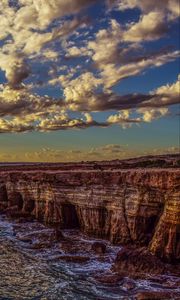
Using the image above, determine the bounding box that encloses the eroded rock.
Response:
[0,159,179,264]
[91,241,106,254]
[112,247,167,276]
[134,290,180,300]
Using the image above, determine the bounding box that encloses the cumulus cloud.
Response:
[107,0,179,44]
[0,85,107,133]
[23,18,88,55]
[15,0,96,30]
[155,75,180,95]
[107,110,141,128]
[124,12,167,42]
[84,15,179,89]
[63,72,103,110]
[0,73,179,133]
[0,85,65,132]
[0,0,179,134]
[0,85,63,117]
[106,107,169,127]
[0,53,31,88]
[100,50,180,88]
[66,46,89,57]
[38,111,107,132]
[0,1,90,86]
[108,0,180,20]
[88,19,123,67]
[102,76,180,112]
[142,76,180,108]
[138,108,169,122]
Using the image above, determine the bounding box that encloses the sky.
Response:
[0,0,179,162]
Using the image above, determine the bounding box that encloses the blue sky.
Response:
[0,0,179,162]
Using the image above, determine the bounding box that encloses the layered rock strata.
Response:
[0,167,179,263]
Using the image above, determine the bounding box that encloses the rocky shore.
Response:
[0,155,179,285]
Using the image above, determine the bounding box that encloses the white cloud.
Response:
[139,108,169,122]
[0,52,30,88]
[0,2,89,87]
[155,75,180,95]
[101,51,180,88]
[107,110,141,128]
[124,12,167,42]
[88,19,123,67]
[66,46,89,57]
[64,72,103,109]
[0,0,179,134]
[110,0,180,20]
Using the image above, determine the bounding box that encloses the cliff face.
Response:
[0,168,179,263]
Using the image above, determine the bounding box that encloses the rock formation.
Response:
[0,157,179,264]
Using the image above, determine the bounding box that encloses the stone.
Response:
[122,279,136,290]
[112,246,167,276]
[134,290,180,300]
[31,241,52,249]
[53,228,65,241]
[94,273,123,285]
[91,242,106,254]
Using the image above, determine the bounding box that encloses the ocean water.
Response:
[0,215,179,300]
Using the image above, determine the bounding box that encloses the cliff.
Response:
[0,162,179,264]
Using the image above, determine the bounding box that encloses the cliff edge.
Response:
[0,155,179,264]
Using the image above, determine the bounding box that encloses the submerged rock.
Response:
[53,228,65,241]
[91,241,106,254]
[94,273,123,285]
[112,247,168,276]
[134,290,180,300]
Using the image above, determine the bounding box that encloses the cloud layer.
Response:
[0,144,179,163]
[0,0,179,133]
